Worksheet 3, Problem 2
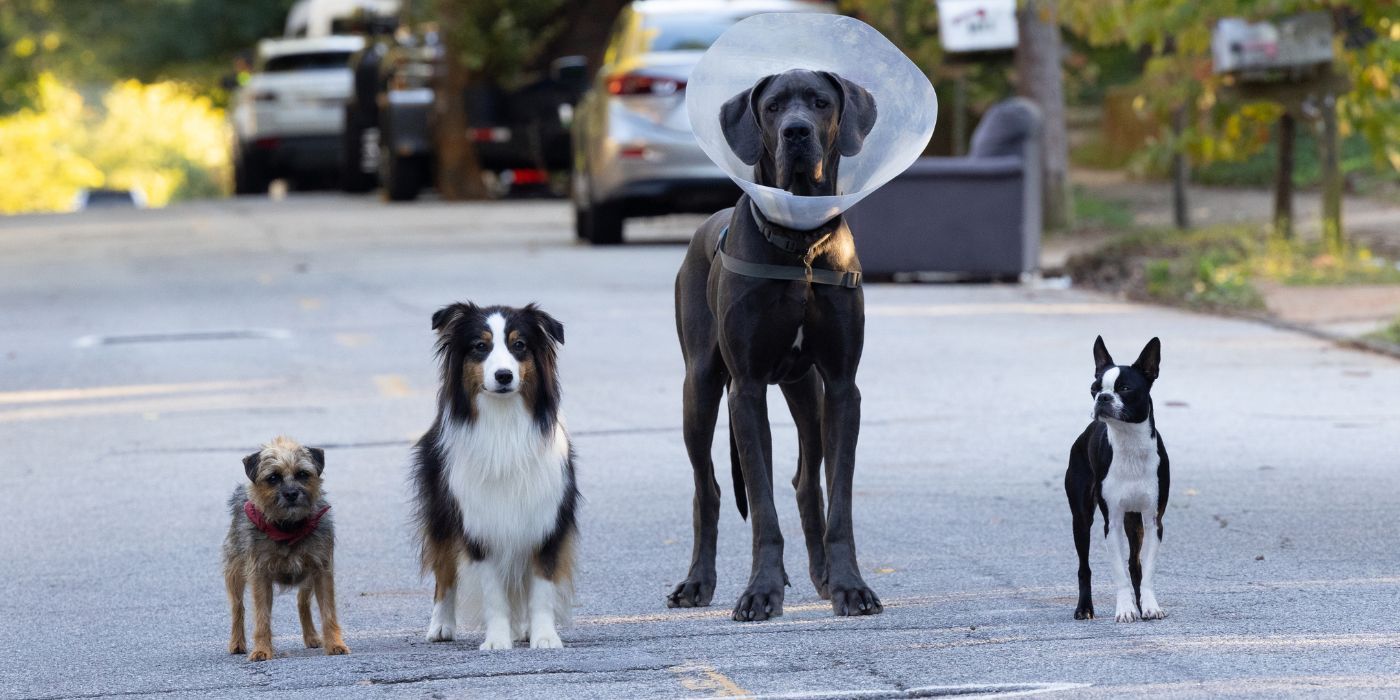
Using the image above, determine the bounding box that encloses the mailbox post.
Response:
[936,0,1017,155]
[1213,11,1346,248]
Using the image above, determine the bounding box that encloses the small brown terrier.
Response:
[223,436,348,661]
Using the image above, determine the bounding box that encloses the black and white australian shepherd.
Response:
[412,302,578,649]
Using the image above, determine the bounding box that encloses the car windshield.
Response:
[261,52,353,72]
[643,13,745,52]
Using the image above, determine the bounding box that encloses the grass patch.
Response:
[1369,317,1400,346]
[1067,225,1400,313]
[1072,186,1134,231]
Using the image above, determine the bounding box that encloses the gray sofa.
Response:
[846,97,1044,281]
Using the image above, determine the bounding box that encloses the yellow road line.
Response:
[373,375,413,398]
[0,379,282,406]
[669,662,750,697]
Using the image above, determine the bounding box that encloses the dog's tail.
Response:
[729,430,748,519]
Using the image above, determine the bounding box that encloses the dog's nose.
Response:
[782,123,812,141]
[494,369,514,386]
[1096,393,1114,403]
[281,489,300,502]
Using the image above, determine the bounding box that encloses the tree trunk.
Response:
[434,0,489,200]
[1171,106,1190,230]
[1015,0,1073,231]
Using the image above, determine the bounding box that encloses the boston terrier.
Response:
[1064,336,1170,622]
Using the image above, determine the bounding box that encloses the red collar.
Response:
[243,501,330,545]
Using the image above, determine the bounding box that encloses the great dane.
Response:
[669,69,881,621]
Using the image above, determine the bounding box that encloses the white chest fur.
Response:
[1100,418,1159,514]
[439,395,570,557]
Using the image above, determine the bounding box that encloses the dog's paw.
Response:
[666,577,715,608]
[530,629,564,649]
[228,640,247,655]
[479,632,513,650]
[1139,592,1166,620]
[1115,589,1140,622]
[426,620,455,642]
[830,583,883,617]
[732,581,784,622]
[303,635,322,649]
[248,647,274,662]
[1073,604,1095,620]
[325,641,350,656]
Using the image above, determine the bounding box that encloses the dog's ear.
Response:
[1092,335,1115,373]
[1133,337,1161,384]
[305,447,326,475]
[243,451,262,481]
[720,75,772,165]
[821,72,878,157]
[523,303,564,346]
[431,302,475,333]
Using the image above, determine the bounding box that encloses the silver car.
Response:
[571,0,835,244]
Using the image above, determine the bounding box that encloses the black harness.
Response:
[715,202,862,289]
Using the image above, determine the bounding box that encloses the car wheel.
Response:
[381,146,423,202]
[588,198,625,245]
[233,146,270,195]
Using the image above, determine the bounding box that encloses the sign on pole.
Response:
[937,0,1018,54]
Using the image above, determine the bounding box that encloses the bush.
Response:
[0,73,228,214]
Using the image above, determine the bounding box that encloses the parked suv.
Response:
[570,0,835,244]
[231,36,364,193]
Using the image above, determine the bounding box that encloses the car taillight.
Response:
[606,73,685,96]
[469,127,512,143]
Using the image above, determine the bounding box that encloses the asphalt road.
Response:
[2,196,1399,699]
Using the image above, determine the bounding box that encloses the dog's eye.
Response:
[814,98,829,109]
[265,474,281,484]
[765,102,779,113]
[1120,387,1133,394]
[296,470,311,481]
[512,340,526,352]
[473,341,488,352]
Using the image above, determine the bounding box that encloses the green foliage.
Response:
[0,74,229,214]
[430,0,568,84]
[1190,132,1394,187]
[0,0,292,114]
[1059,0,1400,175]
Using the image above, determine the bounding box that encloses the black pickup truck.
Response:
[341,32,588,201]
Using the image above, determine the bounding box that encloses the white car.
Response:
[231,35,364,193]
[570,0,835,244]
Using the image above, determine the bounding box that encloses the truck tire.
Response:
[233,146,270,195]
[381,147,424,202]
[340,108,376,193]
[587,198,625,245]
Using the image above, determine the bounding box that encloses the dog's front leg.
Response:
[297,584,321,648]
[526,575,564,648]
[1137,511,1166,620]
[1105,509,1140,622]
[225,564,247,654]
[821,378,882,616]
[314,568,350,655]
[667,358,726,608]
[729,379,786,621]
[477,559,514,649]
[248,575,275,662]
[426,546,458,642]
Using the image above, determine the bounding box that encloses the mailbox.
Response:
[1212,12,1334,80]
